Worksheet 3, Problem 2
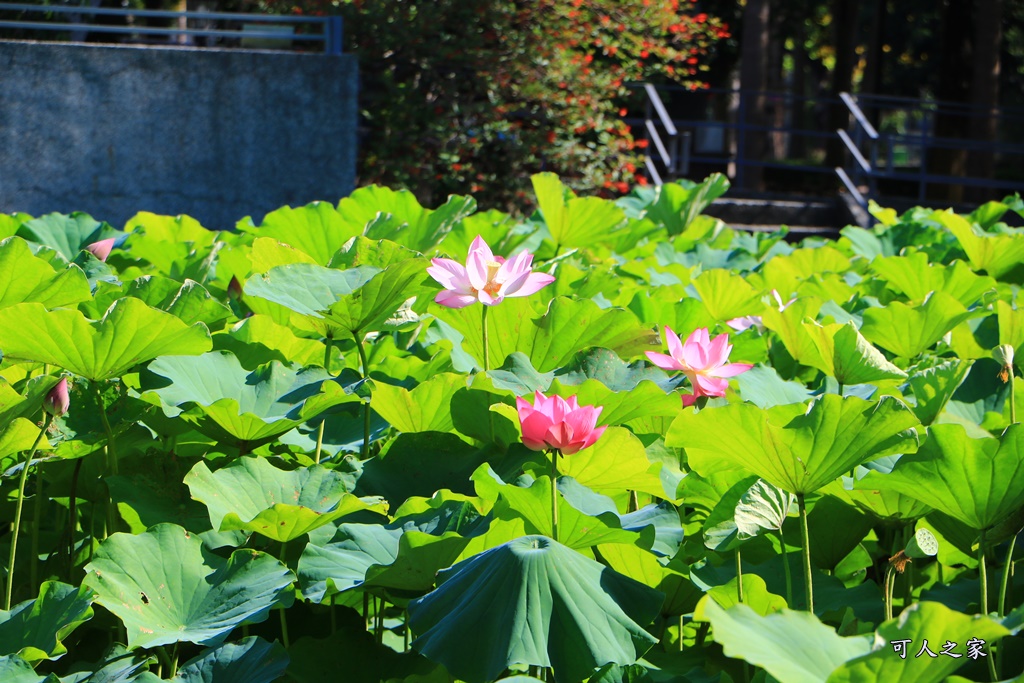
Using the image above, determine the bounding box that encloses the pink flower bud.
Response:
[85,238,116,262]
[515,391,606,455]
[44,378,70,417]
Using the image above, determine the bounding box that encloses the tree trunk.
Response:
[824,0,859,169]
[966,0,1002,203]
[738,0,771,191]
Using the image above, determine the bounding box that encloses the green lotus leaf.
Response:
[16,212,116,263]
[329,235,425,271]
[858,422,1024,531]
[703,574,788,616]
[934,209,1024,278]
[761,246,851,298]
[0,656,57,683]
[827,601,1010,683]
[247,235,319,276]
[83,523,293,649]
[0,213,31,239]
[803,320,908,385]
[484,352,556,395]
[667,395,921,495]
[689,269,763,321]
[532,172,627,249]
[121,212,216,280]
[371,373,465,434]
[246,258,430,338]
[432,296,658,373]
[806,495,874,571]
[824,476,932,527]
[700,600,872,683]
[408,535,664,683]
[643,173,730,237]
[626,291,715,332]
[212,314,330,370]
[595,544,701,617]
[761,296,824,365]
[906,359,973,425]
[185,457,385,542]
[543,378,682,429]
[554,347,680,393]
[254,201,360,266]
[145,351,360,444]
[734,479,796,537]
[0,417,53,474]
[298,523,401,601]
[125,276,232,329]
[736,364,813,408]
[340,185,476,253]
[475,472,646,550]
[861,291,982,359]
[870,252,996,306]
[0,237,91,310]
[0,582,95,663]
[436,208,532,262]
[0,298,212,380]
[166,637,289,683]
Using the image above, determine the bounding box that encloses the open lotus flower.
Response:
[427,236,555,308]
[85,238,116,262]
[647,327,753,406]
[726,289,790,333]
[516,391,606,454]
[43,377,70,417]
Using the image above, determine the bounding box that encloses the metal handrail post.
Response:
[326,16,342,55]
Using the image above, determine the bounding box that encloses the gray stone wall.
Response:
[0,41,358,230]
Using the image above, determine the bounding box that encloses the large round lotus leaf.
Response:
[860,291,979,360]
[0,655,57,683]
[431,296,658,373]
[145,351,360,444]
[0,237,90,310]
[0,582,95,663]
[802,320,907,385]
[0,298,211,380]
[185,457,386,543]
[666,395,921,495]
[16,212,115,263]
[83,524,293,649]
[407,535,664,683]
[167,637,289,683]
[858,422,1024,531]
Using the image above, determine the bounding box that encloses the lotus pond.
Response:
[0,173,1023,683]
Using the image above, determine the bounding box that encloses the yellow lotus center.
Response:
[482,260,503,296]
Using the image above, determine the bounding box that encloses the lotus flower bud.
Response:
[85,238,116,262]
[44,377,70,417]
[995,344,1015,383]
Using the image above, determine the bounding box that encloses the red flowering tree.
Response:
[277,0,728,208]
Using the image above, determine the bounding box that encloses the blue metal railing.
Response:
[0,2,343,54]
[836,91,1024,208]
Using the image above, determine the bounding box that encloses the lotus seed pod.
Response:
[994,344,1015,368]
[904,527,938,559]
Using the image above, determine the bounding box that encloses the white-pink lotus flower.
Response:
[726,289,790,333]
[427,236,555,308]
[646,326,753,406]
[85,238,116,262]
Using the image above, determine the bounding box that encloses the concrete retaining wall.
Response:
[0,40,358,230]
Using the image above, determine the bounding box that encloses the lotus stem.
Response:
[779,529,793,606]
[837,382,844,397]
[979,528,989,615]
[884,564,895,621]
[481,304,489,373]
[354,330,371,458]
[279,541,290,648]
[93,382,118,476]
[5,416,52,610]
[65,459,83,579]
[315,337,333,465]
[736,549,744,603]
[404,607,411,651]
[678,614,684,652]
[628,490,639,513]
[998,534,1017,617]
[330,594,337,636]
[797,493,814,613]
[30,462,44,591]
[1010,368,1017,424]
[550,449,559,544]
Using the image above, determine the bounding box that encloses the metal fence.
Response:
[0,2,342,54]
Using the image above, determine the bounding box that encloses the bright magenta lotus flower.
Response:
[516,390,606,454]
[85,238,116,262]
[43,377,70,417]
[427,236,555,308]
[646,327,753,406]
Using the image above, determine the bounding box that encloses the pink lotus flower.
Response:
[43,378,70,417]
[427,236,555,308]
[85,238,116,262]
[516,391,606,454]
[646,327,753,407]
